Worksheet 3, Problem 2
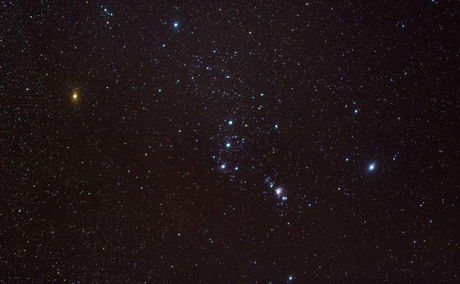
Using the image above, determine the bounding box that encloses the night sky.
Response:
[1,0,459,282]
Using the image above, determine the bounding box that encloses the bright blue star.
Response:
[288,275,294,281]
[225,142,231,148]
[282,196,288,201]
[274,124,279,129]
[220,164,226,169]
[234,166,239,171]
[228,120,233,125]
[368,162,376,171]
[173,22,179,28]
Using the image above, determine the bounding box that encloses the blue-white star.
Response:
[275,187,282,196]
[368,162,376,171]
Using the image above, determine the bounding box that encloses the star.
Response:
[71,90,79,102]
[288,275,294,281]
[228,120,233,125]
[225,142,231,148]
[368,162,376,171]
[220,164,226,169]
[275,187,282,196]
[173,22,179,28]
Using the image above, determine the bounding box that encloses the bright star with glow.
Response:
[288,275,294,281]
[228,120,233,125]
[368,162,376,171]
[275,187,282,196]
[274,124,279,129]
[225,142,231,148]
[220,164,226,169]
[173,22,179,28]
[71,90,79,102]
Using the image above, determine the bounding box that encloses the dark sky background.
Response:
[1,0,459,282]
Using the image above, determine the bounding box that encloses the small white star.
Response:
[228,120,233,125]
[225,142,231,148]
[220,164,226,169]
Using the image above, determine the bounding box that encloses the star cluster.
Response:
[1,1,458,282]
